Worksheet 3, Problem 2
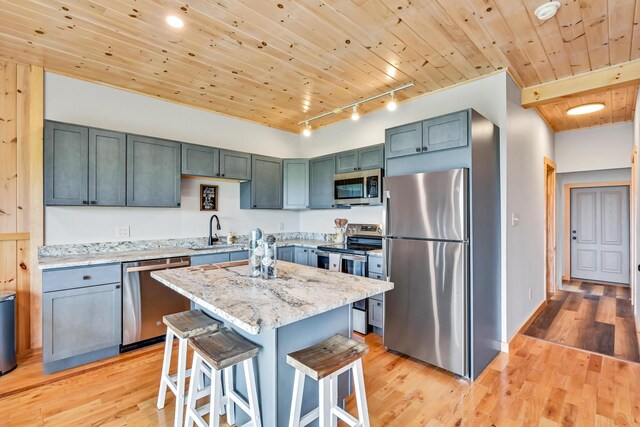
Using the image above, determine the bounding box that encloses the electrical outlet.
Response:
[511,213,520,226]
[279,222,285,231]
[116,225,130,239]
[528,288,532,300]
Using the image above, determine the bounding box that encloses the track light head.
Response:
[351,105,360,121]
[387,92,397,111]
[302,122,311,137]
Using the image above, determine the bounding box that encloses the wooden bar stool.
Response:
[287,334,370,427]
[157,309,221,427]
[184,327,262,427]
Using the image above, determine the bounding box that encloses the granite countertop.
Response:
[151,261,394,335]
[37,239,335,270]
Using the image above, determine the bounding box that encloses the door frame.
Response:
[631,147,637,305]
[563,181,632,284]
[544,157,557,297]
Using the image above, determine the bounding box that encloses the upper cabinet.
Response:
[423,111,468,152]
[336,144,384,173]
[240,155,283,209]
[283,159,309,210]
[385,111,468,160]
[181,143,219,177]
[309,154,336,209]
[45,122,126,206]
[220,149,252,180]
[126,135,181,208]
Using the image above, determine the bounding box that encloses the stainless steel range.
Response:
[317,224,383,334]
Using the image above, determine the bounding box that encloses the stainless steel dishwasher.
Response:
[121,257,191,351]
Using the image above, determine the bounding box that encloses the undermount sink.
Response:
[189,244,235,251]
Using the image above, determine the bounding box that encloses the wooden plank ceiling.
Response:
[0,0,638,133]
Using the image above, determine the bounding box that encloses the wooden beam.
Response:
[0,232,29,241]
[522,59,640,108]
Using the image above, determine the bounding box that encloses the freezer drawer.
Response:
[384,238,467,377]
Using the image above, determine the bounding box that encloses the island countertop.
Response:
[151,261,393,335]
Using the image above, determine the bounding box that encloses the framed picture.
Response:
[200,184,218,211]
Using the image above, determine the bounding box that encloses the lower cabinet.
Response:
[368,297,383,329]
[277,246,295,262]
[43,281,121,371]
[294,247,317,266]
[190,250,248,266]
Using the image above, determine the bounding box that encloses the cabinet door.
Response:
[251,155,283,209]
[358,144,384,170]
[88,128,126,206]
[44,122,89,206]
[335,150,359,173]
[368,299,383,328]
[126,135,181,207]
[385,122,423,159]
[277,246,295,262]
[182,143,219,177]
[308,249,318,267]
[423,111,468,152]
[43,283,121,363]
[309,155,336,209]
[283,159,309,209]
[294,247,310,265]
[229,250,249,261]
[220,149,251,180]
[190,252,230,266]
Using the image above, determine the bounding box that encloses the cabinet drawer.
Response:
[368,272,384,281]
[43,264,121,293]
[368,257,383,274]
[190,253,231,266]
[229,250,249,261]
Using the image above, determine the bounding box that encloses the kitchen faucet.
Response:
[208,214,221,245]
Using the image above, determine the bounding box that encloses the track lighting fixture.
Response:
[298,83,413,134]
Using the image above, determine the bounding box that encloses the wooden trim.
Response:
[544,157,557,297]
[563,181,632,281]
[632,147,637,308]
[0,232,29,241]
[522,59,640,108]
[507,299,548,353]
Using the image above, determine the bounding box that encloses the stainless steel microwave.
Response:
[333,169,382,206]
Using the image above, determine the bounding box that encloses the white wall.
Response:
[555,123,633,173]
[555,168,632,285]
[504,77,555,340]
[44,73,301,244]
[298,73,508,238]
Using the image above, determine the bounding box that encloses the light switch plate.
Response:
[116,225,130,239]
[511,213,520,226]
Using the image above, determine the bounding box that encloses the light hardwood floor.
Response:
[1,333,639,426]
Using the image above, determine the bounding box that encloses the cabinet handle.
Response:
[82,200,88,205]
[354,168,358,171]
[415,147,421,152]
[82,275,91,280]
[177,203,181,207]
[216,173,220,177]
[253,204,257,208]
[221,173,225,177]
[90,201,97,205]
[115,285,121,289]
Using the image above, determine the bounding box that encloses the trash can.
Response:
[0,291,16,375]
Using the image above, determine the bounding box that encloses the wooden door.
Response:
[571,186,630,284]
[88,128,126,206]
[44,121,88,206]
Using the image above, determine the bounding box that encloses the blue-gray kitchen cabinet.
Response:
[42,264,122,374]
[384,122,423,159]
[89,128,126,206]
[335,149,359,173]
[283,159,309,210]
[308,154,336,209]
[220,149,252,180]
[357,144,384,170]
[240,155,283,209]
[423,111,468,152]
[126,135,181,208]
[182,143,219,177]
[277,246,295,262]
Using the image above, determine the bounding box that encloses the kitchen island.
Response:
[152,260,393,427]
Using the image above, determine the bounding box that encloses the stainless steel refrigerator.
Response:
[383,168,500,379]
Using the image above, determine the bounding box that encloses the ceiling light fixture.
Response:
[351,105,360,121]
[166,15,184,28]
[534,1,561,21]
[298,83,413,133]
[387,92,397,111]
[302,122,312,137]
[566,103,605,116]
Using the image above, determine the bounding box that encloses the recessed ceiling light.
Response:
[534,1,561,21]
[166,15,184,29]
[566,103,605,116]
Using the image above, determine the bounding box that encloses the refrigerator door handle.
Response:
[382,190,391,238]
